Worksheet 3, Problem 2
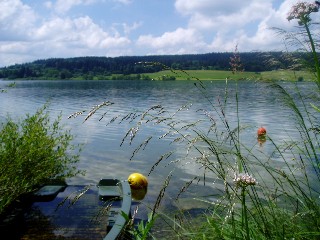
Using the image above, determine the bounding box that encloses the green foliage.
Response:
[153,4,320,239]
[0,104,83,214]
[126,212,157,240]
[131,78,319,239]
[0,52,316,80]
[186,204,320,240]
[80,65,319,239]
[98,4,320,238]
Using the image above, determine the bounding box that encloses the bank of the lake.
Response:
[0,79,319,239]
[1,69,316,82]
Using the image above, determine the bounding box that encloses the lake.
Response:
[0,79,317,213]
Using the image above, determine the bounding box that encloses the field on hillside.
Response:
[141,69,316,81]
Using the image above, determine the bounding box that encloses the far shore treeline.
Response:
[0,51,316,80]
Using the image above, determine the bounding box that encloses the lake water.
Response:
[0,79,318,213]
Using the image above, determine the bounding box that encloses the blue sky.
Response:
[0,0,319,67]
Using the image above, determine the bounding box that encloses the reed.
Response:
[77,70,319,239]
[124,2,320,238]
[66,2,320,239]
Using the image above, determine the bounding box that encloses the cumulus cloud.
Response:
[112,0,132,4]
[137,0,312,55]
[122,22,142,35]
[175,0,282,51]
[0,0,37,40]
[51,0,97,14]
[134,1,265,54]
[1,0,318,67]
[175,0,251,16]
[32,16,130,48]
[25,16,131,60]
[111,21,142,36]
[0,0,132,66]
[136,27,209,55]
[175,0,274,32]
[137,28,200,48]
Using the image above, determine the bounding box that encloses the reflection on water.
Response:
[0,80,318,211]
[24,186,107,240]
[3,184,134,240]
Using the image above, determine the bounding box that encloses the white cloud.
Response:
[0,0,37,39]
[1,0,319,67]
[137,28,199,48]
[173,0,318,52]
[111,21,142,36]
[44,1,53,9]
[175,0,252,16]
[134,1,279,54]
[31,16,131,54]
[53,0,97,14]
[122,22,142,36]
[112,0,132,4]
[176,0,275,32]
[234,0,317,51]
[0,0,132,66]
[0,42,29,54]
[136,27,208,55]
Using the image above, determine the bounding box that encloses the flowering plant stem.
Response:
[241,187,250,240]
[304,22,320,89]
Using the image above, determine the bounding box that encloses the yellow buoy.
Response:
[127,172,148,189]
[131,188,147,201]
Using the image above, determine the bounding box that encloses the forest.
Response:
[0,51,313,80]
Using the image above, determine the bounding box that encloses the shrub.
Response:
[0,104,83,214]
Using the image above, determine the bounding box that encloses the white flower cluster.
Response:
[233,173,257,188]
[287,1,319,25]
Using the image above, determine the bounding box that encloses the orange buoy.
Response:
[257,127,267,137]
[257,136,266,145]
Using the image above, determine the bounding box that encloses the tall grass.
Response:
[78,72,318,239]
[122,3,320,238]
[77,68,319,238]
[67,2,320,239]
[158,3,320,239]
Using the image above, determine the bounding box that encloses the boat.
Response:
[98,179,132,240]
[0,179,133,240]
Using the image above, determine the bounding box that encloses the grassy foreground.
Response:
[117,3,320,239]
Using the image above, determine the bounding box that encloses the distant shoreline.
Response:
[0,69,315,82]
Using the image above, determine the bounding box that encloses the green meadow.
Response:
[141,69,316,81]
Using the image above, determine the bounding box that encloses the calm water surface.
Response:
[0,79,317,211]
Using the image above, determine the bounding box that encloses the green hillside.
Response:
[0,52,315,81]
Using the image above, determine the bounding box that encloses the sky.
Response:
[0,0,319,67]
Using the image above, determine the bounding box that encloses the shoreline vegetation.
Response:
[0,1,319,239]
[0,69,317,82]
[0,51,318,81]
[136,69,316,81]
